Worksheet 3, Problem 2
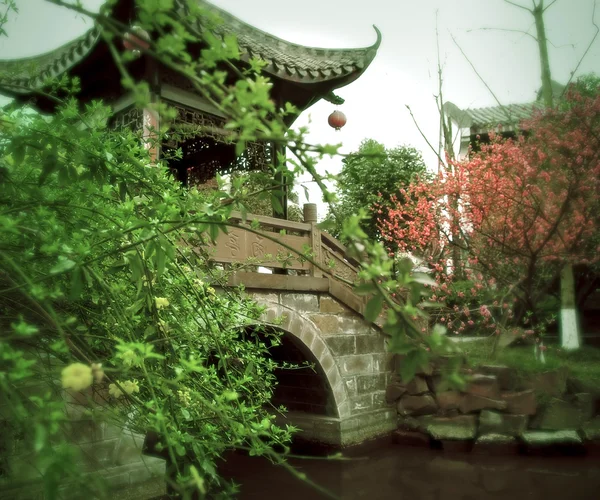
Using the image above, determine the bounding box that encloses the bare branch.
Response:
[543,0,559,12]
[562,0,599,93]
[504,0,533,11]
[450,34,516,125]
[405,104,445,166]
[467,26,537,42]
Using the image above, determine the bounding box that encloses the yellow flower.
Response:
[207,287,216,296]
[108,383,123,398]
[91,363,104,383]
[122,380,140,395]
[61,363,93,392]
[109,380,139,399]
[155,297,170,309]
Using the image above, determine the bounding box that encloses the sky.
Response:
[1,0,599,215]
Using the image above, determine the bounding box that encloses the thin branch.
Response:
[562,0,599,93]
[467,26,538,42]
[405,104,445,166]
[543,0,559,12]
[504,0,533,11]
[450,34,515,124]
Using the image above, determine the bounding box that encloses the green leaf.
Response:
[399,350,419,382]
[50,258,76,274]
[38,150,58,186]
[411,272,437,287]
[364,294,383,322]
[69,266,83,300]
[34,423,46,452]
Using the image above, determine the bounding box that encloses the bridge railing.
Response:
[208,204,360,286]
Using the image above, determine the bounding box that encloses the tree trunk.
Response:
[532,1,581,350]
[560,263,581,349]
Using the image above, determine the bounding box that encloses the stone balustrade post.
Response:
[304,203,322,277]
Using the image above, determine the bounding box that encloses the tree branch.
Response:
[562,0,599,94]
[504,0,533,11]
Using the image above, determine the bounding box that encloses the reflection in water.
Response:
[220,441,600,500]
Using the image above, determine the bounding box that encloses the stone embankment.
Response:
[387,355,600,455]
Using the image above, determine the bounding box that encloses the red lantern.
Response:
[328,110,346,131]
[123,26,150,53]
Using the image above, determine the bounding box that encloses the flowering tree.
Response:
[380,86,600,343]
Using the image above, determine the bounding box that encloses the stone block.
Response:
[338,355,373,376]
[320,296,349,314]
[425,415,477,441]
[521,430,584,454]
[534,398,587,430]
[522,368,568,397]
[281,293,319,312]
[500,390,537,415]
[372,353,393,373]
[350,394,373,414]
[79,438,120,470]
[397,416,422,432]
[405,375,429,395]
[477,364,518,390]
[473,433,519,455]
[344,376,357,397]
[356,373,387,394]
[479,410,528,436]
[465,374,499,399]
[372,391,386,408]
[581,416,600,441]
[250,292,279,304]
[385,377,408,404]
[436,391,463,411]
[325,336,355,356]
[459,394,507,413]
[355,335,385,354]
[397,394,438,417]
[114,432,146,466]
[392,430,430,447]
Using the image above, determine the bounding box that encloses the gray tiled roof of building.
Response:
[0,1,381,96]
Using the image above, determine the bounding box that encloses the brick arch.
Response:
[258,301,350,419]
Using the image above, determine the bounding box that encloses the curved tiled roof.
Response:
[0,1,380,97]
[203,2,381,84]
[444,101,540,131]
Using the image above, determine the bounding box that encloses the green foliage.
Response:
[0,1,467,498]
[324,139,427,241]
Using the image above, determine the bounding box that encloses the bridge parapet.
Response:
[208,206,360,285]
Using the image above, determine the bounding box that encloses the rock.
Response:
[473,433,519,455]
[500,390,537,415]
[534,397,588,430]
[406,375,430,395]
[581,416,600,441]
[465,374,500,399]
[391,430,430,447]
[459,394,507,413]
[397,394,438,416]
[574,393,595,421]
[385,378,408,404]
[436,391,463,412]
[522,369,568,397]
[521,430,584,455]
[479,410,528,436]
[425,415,477,441]
[477,364,518,390]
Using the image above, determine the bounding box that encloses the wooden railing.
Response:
[208,205,360,286]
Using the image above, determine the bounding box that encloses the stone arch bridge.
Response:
[211,208,396,446]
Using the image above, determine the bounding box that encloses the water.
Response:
[220,440,600,500]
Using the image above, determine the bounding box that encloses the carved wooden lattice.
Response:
[110,106,144,133]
